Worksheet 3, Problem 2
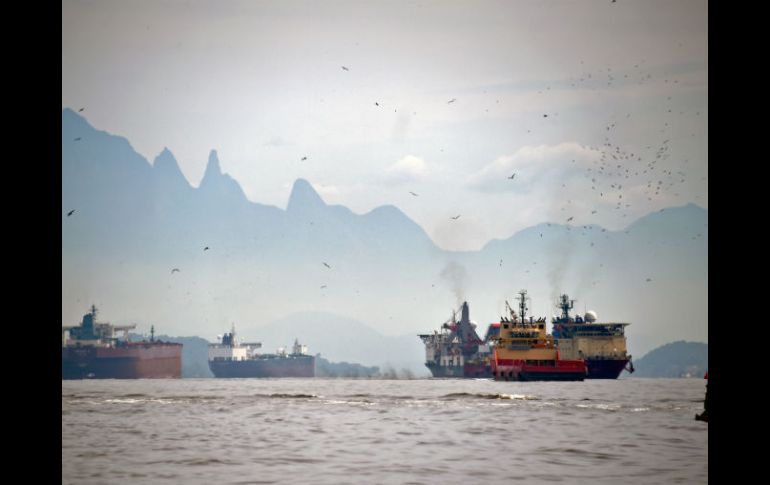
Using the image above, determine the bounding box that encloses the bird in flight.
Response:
[203,246,210,251]
[320,285,327,289]
[78,108,85,112]
[645,278,652,282]
[301,156,307,161]
[171,268,180,273]
[447,98,456,104]
[566,216,574,222]
[66,209,75,217]
[322,262,331,269]
[507,172,516,180]
[409,191,419,196]
[341,66,349,71]
[375,102,380,107]
[543,114,548,117]
[74,137,81,141]
[450,215,461,220]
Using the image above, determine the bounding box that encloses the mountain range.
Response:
[62,108,707,371]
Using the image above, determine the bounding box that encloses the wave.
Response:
[442,392,538,400]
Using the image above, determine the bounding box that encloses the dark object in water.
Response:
[695,371,708,422]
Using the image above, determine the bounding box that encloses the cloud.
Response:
[468,142,602,193]
[263,136,294,147]
[384,155,429,185]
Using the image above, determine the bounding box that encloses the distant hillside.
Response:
[316,356,380,378]
[159,335,214,378]
[633,341,708,378]
[236,311,429,376]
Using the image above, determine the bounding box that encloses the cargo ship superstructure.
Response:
[551,294,634,379]
[61,305,182,379]
[419,302,492,378]
[208,325,315,378]
[491,290,586,381]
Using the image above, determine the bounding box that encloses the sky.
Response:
[62,0,707,251]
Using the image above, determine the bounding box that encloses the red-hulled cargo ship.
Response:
[491,290,586,381]
[62,305,182,379]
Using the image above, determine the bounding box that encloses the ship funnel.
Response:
[461,302,470,324]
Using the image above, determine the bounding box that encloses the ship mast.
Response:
[558,294,575,321]
[517,289,529,323]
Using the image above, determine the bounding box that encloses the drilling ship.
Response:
[419,302,492,378]
[490,290,587,381]
[61,305,182,379]
[551,294,634,379]
[208,325,316,378]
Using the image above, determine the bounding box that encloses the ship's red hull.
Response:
[62,342,182,379]
[492,357,586,381]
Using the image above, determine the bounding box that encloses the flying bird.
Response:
[447,98,456,104]
[78,108,85,112]
[322,262,331,269]
[507,172,516,180]
[341,66,349,71]
[320,285,327,289]
[409,191,419,196]
[566,216,574,222]
[301,156,307,161]
[375,102,380,107]
[66,209,75,217]
[543,114,548,117]
[203,246,210,251]
[171,268,180,273]
[450,215,461,220]
[645,278,652,282]
[73,137,81,141]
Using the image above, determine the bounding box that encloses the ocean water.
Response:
[62,378,707,484]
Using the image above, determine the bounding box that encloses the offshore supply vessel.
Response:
[208,325,316,378]
[419,302,492,378]
[551,294,634,379]
[490,290,586,381]
[61,305,182,379]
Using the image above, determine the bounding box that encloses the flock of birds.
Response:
[66,50,704,297]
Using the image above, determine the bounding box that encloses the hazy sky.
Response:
[62,0,707,251]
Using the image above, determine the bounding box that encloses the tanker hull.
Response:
[61,343,182,379]
[209,355,315,378]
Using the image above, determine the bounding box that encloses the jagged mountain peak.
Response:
[152,148,190,188]
[197,149,248,202]
[287,178,326,212]
[202,149,222,180]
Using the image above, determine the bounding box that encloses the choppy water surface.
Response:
[62,378,707,484]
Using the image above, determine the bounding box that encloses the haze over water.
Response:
[62,378,707,484]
